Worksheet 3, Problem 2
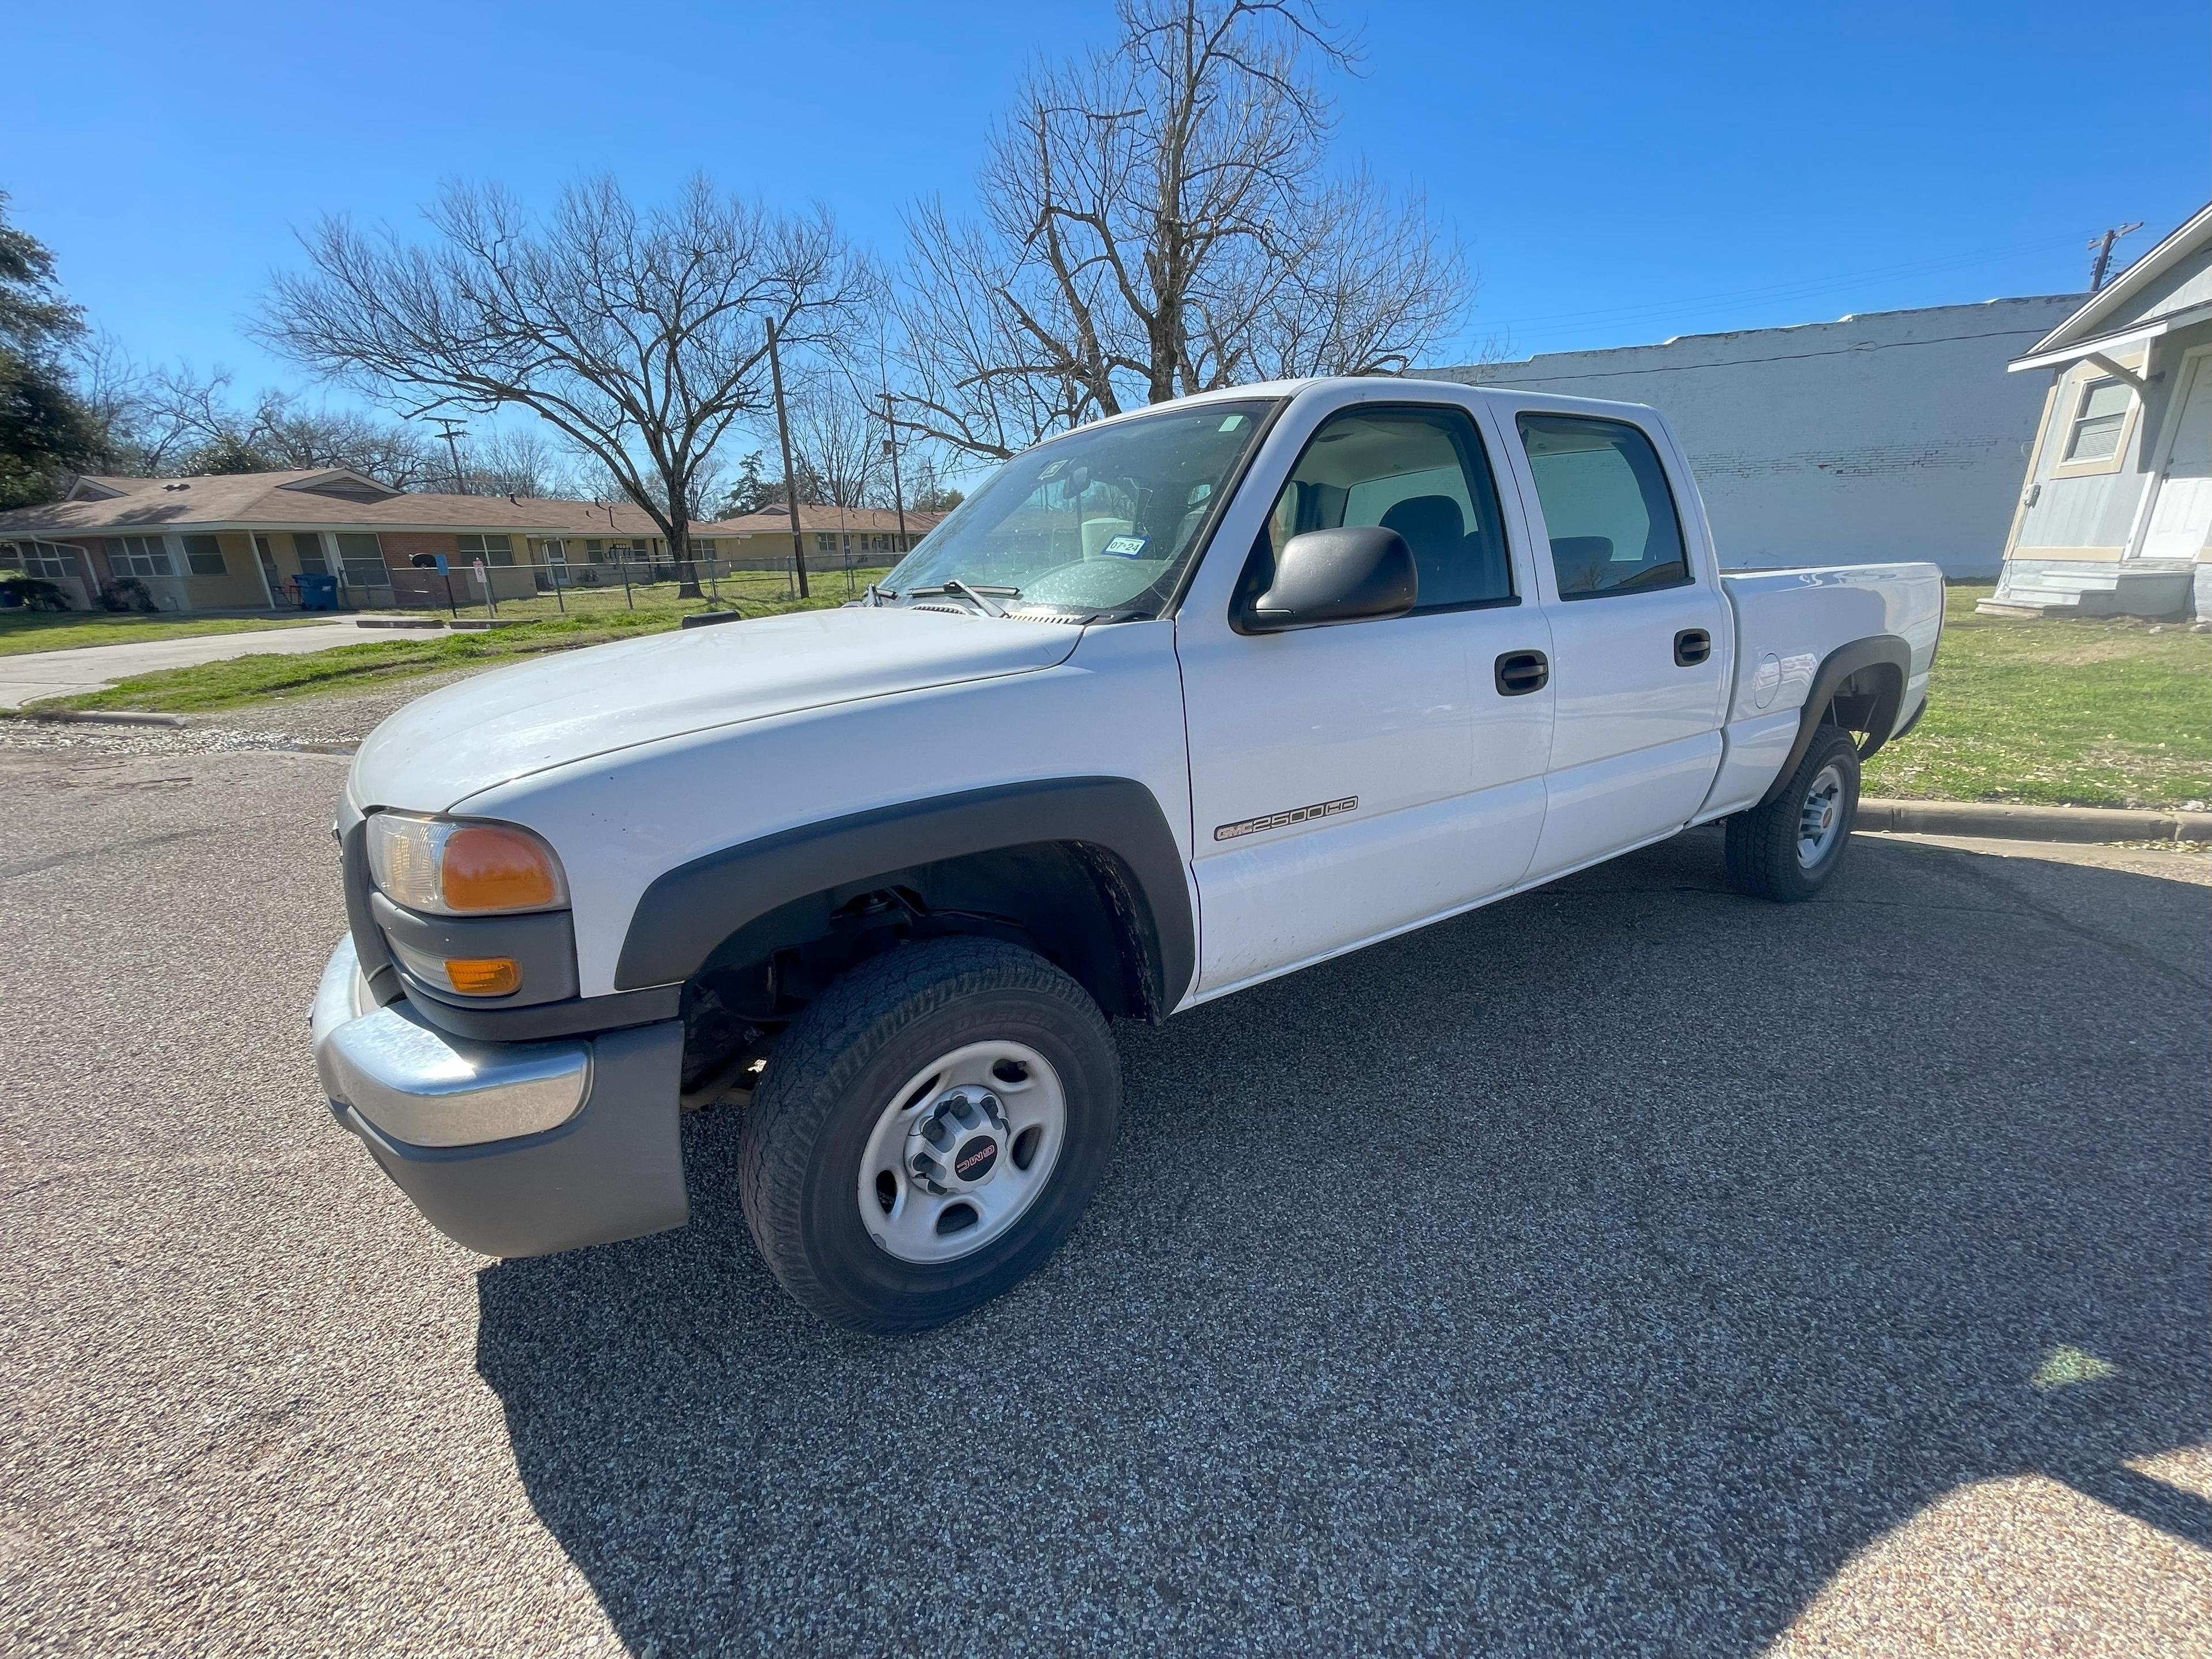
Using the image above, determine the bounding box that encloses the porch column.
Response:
[247,531,276,608]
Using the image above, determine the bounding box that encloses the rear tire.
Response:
[737,937,1120,1333]
[1724,725,1861,902]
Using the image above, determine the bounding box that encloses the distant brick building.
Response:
[1423,295,2086,579]
[0,469,939,611]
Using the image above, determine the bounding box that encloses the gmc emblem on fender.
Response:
[1214,796,1358,842]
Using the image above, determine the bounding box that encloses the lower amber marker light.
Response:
[444,957,521,995]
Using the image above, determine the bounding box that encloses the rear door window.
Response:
[1516,413,1691,599]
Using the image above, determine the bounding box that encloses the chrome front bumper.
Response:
[311,935,590,1147]
[310,935,690,1258]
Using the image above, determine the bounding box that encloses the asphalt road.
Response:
[1,744,2205,1658]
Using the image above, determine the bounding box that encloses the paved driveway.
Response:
[0,744,2204,1657]
[0,622,370,707]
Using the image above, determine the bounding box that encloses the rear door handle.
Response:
[1494,649,1549,696]
[1674,628,1711,667]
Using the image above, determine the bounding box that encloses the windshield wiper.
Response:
[907,581,1020,619]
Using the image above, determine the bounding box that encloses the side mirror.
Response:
[1240,525,1417,633]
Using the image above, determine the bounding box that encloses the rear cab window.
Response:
[1515,412,1692,600]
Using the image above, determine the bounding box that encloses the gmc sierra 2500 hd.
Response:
[312,378,1942,1331]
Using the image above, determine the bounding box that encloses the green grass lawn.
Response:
[1863,584,2210,810]
[0,609,329,657]
[36,574,889,715]
[33,575,2209,811]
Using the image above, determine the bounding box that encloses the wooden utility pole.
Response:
[881,391,908,552]
[433,419,468,493]
[766,317,809,598]
[2088,223,2145,293]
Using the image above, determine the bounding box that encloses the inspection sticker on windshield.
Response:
[1100,535,1149,558]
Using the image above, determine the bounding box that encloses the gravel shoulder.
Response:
[1,748,2205,1657]
[0,666,493,758]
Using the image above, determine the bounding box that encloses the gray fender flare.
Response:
[1756,634,1914,808]
[613,776,1195,1012]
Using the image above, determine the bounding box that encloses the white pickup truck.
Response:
[312,377,1941,1330]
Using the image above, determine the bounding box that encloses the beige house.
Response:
[712,506,943,575]
[1986,204,2212,619]
[0,470,940,612]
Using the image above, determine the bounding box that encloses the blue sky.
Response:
[10,0,2206,415]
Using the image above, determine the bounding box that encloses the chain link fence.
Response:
[323,551,895,619]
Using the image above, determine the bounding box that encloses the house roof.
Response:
[714,506,944,537]
[2011,203,2212,370]
[0,470,942,542]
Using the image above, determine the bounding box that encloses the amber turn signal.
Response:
[444,957,521,996]
[440,824,565,913]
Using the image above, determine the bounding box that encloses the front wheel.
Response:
[1724,725,1862,902]
[737,937,1120,1332]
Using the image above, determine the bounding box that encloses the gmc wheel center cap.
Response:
[905,1085,1010,1194]
[953,1134,999,1183]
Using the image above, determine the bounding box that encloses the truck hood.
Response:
[349,605,1082,811]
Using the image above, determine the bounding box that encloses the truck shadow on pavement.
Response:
[475,830,2210,1656]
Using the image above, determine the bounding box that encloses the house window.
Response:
[456,532,516,566]
[3,540,77,579]
[334,533,387,590]
[691,539,717,558]
[293,532,329,574]
[815,533,838,553]
[182,534,227,576]
[2063,378,2134,464]
[103,536,174,578]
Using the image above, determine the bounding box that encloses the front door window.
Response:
[1259,404,1514,611]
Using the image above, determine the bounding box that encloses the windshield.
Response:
[882,398,1277,617]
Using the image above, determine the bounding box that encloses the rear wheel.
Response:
[737,937,1120,1332]
[1724,725,1862,902]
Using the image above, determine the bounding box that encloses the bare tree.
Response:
[889,0,1467,459]
[71,350,454,486]
[788,378,888,509]
[256,175,868,591]
[459,426,578,498]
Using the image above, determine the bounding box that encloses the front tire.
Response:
[1724,725,1862,902]
[737,937,1120,1333]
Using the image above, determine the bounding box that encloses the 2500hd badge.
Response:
[1215,796,1358,842]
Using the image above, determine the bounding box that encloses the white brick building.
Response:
[1423,295,2085,579]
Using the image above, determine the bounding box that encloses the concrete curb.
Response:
[1,708,188,729]
[1861,797,2212,843]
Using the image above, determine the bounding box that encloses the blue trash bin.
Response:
[297,573,339,611]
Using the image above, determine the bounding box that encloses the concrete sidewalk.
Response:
[0,622,373,709]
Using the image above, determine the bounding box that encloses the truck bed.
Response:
[1698,562,1945,821]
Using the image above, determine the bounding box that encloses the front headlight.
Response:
[365,812,569,915]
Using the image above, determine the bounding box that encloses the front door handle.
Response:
[1674,628,1711,667]
[1494,649,1550,696]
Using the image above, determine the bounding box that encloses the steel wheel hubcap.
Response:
[857,1040,1066,1264]
[1797,763,1846,869]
